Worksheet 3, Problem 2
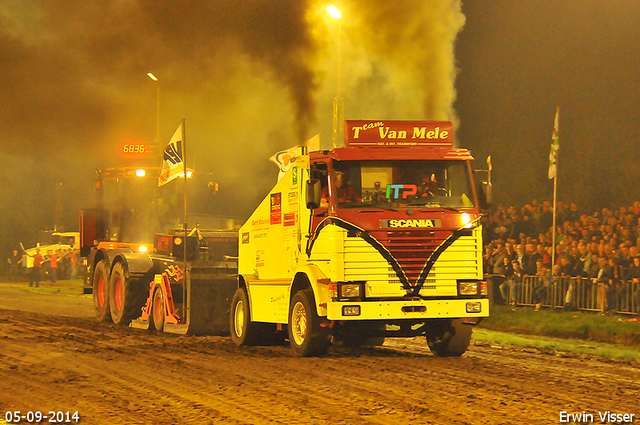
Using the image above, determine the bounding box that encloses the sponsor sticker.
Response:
[270,193,282,225]
[241,232,250,244]
[283,212,296,227]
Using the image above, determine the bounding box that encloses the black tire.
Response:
[92,260,111,322]
[288,289,331,357]
[151,286,165,332]
[108,262,148,325]
[425,319,473,357]
[229,288,263,346]
[229,288,290,346]
[334,321,386,347]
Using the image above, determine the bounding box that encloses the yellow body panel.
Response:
[238,161,303,281]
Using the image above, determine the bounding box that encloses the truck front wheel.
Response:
[425,318,473,357]
[92,260,111,322]
[109,262,147,325]
[288,289,330,357]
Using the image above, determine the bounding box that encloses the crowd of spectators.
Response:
[4,248,80,284]
[481,200,640,313]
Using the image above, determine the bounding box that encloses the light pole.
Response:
[147,72,160,154]
[326,5,343,148]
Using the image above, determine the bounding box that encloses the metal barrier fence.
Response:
[487,274,640,315]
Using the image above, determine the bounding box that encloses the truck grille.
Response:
[368,230,444,285]
[343,228,481,293]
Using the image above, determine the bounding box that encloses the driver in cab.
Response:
[321,170,361,207]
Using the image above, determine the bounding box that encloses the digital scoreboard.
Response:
[122,143,151,155]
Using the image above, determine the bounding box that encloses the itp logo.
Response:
[386,184,418,199]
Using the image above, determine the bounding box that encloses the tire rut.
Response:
[1,309,638,425]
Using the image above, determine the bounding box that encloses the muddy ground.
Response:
[0,283,638,425]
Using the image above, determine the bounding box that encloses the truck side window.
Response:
[310,162,328,211]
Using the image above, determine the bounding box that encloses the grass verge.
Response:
[472,328,640,362]
[474,305,640,361]
[0,278,87,296]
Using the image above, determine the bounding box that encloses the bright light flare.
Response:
[147,72,158,81]
[325,5,342,19]
[135,169,146,177]
[138,245,148,253]
[462,213,471,228]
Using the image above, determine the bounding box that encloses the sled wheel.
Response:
[151,286,165,332]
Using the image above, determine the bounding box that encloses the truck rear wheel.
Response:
[425,318,472,357]
[92,260,111,322]
[288,289,330,357]
[230,288,265,346]
[151,286,165,332]
[109,262,147,325]
[229,288,282,346]
[229,288,289,346]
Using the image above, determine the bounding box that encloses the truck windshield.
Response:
[331,160,475,209]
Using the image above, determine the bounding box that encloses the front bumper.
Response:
[326,298,489,321]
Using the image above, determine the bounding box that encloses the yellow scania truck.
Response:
[231,120,491,357]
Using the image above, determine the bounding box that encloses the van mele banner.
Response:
[344,120,453,147]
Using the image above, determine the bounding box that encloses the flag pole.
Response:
[550,107,559,271]
[551,168,557,268]
[181,118,188,320]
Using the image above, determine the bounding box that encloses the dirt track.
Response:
[0,289,639,424]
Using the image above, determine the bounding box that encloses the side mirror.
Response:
[479,181,492,209]
[306,179,321,209]
[473,155,492,210]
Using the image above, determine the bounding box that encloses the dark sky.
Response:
[1,0,639,255]
[456,1,640,211]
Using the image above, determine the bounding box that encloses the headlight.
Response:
[340,284,361,298]
[459,281,478,295]
[462,213,471,227]
[342,305,361,316]
[466,302,482,313]
[461,213,480,229]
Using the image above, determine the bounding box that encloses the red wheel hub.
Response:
[153,292,163,323]
[115,277,123,310]
[97,275,105,307]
